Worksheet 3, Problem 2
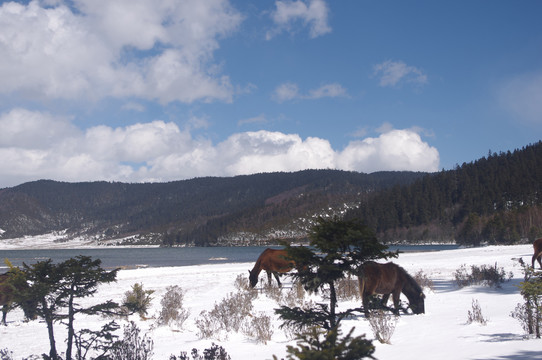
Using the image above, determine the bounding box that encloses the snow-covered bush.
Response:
[157,285,190,329]
[367,309,399,344]
[453,263,512,288]
[467,299,488,325]
[109,321,154,360]
[195,290,255,339]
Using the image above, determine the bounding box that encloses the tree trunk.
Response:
[66,290,75,360]
[43,303,58,360]
[329,282,337,329]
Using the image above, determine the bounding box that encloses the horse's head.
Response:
[410,292,425,314]
[248,269,258,288]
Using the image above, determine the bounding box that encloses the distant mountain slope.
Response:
[0,170,425,246]
[346,141,542,245]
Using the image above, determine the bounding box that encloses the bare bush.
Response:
[195,311,221,339]
[157,285,190,329]
[170,343,231,360]
[414,270,434,291]
[262,281,283,302]
[234,274,252,293]
[243,312,274,344]
[109,321,154,360]
[195,291,255,339]
[279,280,306,308]
[367,309,399,344]
[336,275,360,301]
[453,263,512,288]
[467,299,488,325]
[0,349,13,360]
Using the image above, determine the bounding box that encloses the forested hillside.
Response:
[347,141,542,245]
[0,170,423,246]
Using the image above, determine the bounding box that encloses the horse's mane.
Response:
[250,248,270,275]
[397,265,423,295]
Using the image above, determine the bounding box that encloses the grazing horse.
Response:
[532,238,542,269]
[249,248,295,288]
[0,271,36,325]
[358,261,425,316]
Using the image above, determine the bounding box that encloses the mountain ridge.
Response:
[0,170,424,246]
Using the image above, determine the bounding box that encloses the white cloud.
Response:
[0,0,242,103]
[338,129,439,173]
[0,109,439,187]
[499,70,542,124]
[273,82,348,102]
[373,60,428,88]
[267,0,331,40]
[273,82,301,102]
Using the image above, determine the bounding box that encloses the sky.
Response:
[0,0,541,188]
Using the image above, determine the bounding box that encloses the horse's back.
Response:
[259,248,293,272]
[362,262,399,294]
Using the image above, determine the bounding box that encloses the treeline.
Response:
[347,141,542,245]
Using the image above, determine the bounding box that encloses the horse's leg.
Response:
[1,305,7,326]
[392,291,402,315]
[273,272,282,287]
[381,293,390,307]
[358,277,371,317]
[266,270,273,285]
[538,255,542,270]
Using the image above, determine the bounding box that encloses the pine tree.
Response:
[19,256,119,360]
[275,217,396,359]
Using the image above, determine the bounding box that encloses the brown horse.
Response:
[532,238,542,269]
[358,261,425,316]
[0,271,36,325]
[249,248,295,288]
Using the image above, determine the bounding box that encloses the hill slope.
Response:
[0,170,424,246]
[346,141,542,244]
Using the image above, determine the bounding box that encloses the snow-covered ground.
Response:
[1,245,541,359]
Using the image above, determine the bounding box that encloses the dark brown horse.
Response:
[358,261,425,316]
[0,271,36,325]
[249,248,295,288]
[532,238,542,269]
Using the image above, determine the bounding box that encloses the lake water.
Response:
[0,244,460,271]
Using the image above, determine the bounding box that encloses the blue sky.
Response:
[1,0,541,188]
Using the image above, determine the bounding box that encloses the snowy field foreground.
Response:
[2,245,542,359]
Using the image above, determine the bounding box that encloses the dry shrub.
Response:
[279,280,307,308]
[110,321,154,360]
[336,275,360,301]
[157,285,190,329]
[367,309,399,344]
[243,312,274,344]
[234,274,253,292]
[467,299,488,325]
[414,270,434,291]
[453,263,512,288]
[195,291,256,339]
[262,280,283,302]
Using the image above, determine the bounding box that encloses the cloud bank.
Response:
[0,0,242,103]
[0,109,439,187]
